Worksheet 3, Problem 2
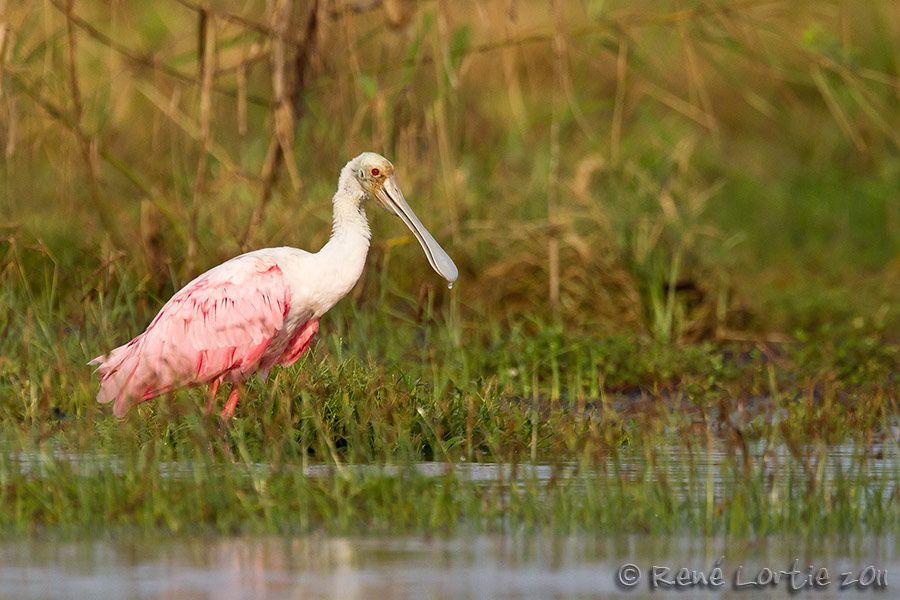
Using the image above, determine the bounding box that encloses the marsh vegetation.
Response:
[1,0,899,537]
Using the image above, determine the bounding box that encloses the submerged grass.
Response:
[2,0,900,537]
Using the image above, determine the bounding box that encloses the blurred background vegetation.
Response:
[1,1,900,536]
[2,0,899,342]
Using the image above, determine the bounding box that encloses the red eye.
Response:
[371,168,380,176]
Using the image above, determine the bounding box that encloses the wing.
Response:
[92,257,292,416]
[278,318,320,367]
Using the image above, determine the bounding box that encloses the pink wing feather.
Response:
[279,319,320,367]
[91,258,292,417]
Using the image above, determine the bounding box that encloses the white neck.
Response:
[329,162,372,242]
[307,161,371,314]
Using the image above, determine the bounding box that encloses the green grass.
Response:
[2,0,900,538]
[1,244,899,537]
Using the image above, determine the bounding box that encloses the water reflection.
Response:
[9,441,899,483]
[0,534,897,599]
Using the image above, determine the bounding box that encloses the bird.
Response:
[91,152,458,418]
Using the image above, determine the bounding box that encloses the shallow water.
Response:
[0,533,896,599]
[4,443,899,599]
[9,440,900,502]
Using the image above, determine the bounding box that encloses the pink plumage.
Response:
[91,254,317,417]
[91,152,458,418]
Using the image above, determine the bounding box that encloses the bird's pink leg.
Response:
[221,384,243,419]
[205,378,222,415]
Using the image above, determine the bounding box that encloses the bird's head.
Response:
[352,152,395,204]
[350,152,458,283]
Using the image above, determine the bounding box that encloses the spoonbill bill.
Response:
[91,152,457,418]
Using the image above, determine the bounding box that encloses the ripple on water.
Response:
[0,534,897,600]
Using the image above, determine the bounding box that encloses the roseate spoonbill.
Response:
[91,152,457,418]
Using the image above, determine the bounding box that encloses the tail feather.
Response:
[91,338,146,416]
